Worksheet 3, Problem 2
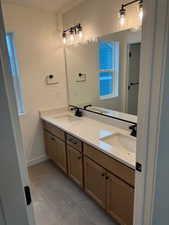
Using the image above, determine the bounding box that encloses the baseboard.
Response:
[27,155,48,167]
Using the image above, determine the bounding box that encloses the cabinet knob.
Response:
[105,176,109,180]
[101,173,105,177]
[78,156,81,160]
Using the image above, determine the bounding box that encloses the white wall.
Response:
[2,3,67,165]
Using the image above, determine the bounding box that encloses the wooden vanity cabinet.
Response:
[43,123,67,174]
[44,131,57,160]
[84,143,134,225]
[43,121,65,141]
[67,145,83,187]
[84,143,135,187]
[84,155,134,225]
[43,121,135,225]
[106,173,134,225]
[84,157,106,209]
[54,136,67,174]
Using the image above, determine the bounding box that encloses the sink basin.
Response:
[52,114,80,122]
[100,133,136,153]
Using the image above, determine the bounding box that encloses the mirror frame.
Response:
[66,28,141,125]
[69,104,137,125]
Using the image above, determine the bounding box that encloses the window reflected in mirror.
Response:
[99,40,119,99]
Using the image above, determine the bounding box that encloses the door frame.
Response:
[134,0,169,224]
[125,41,141,114]
[0,2,35,225]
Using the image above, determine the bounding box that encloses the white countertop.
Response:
[40,110,136,169]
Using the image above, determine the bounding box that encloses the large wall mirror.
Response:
[65,29,142,123]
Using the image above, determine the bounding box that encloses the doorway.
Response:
[127,43,141,115]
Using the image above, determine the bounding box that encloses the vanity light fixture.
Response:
[119,0,144,26]
[62,23,83,44]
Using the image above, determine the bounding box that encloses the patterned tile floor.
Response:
[28,161,118,225]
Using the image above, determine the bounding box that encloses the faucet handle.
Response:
[69,106,77,111]
[129,124,137,130]
[129,124,137,137]
[83,104,92,110]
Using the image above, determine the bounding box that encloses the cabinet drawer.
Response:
[66,134,82,152]
[43,121,65,141]
[84,143,135,187]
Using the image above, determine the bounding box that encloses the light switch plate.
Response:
[46,74,58,85]
[76,73,86,82]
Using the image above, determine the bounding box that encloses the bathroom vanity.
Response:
[41,111,136,225]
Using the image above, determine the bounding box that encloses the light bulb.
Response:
[63,37,66,44]
[138,6,143,21]
[70,33,74,42]
[138,0,144,22]
[119,5,126,26]
[120,14,125,26]
[78,30,83,39]
[70,29,74,42]
[77,24,83,39]
[62,32,66,44]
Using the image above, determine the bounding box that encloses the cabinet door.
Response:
[67,145,83,187]
[84,157,106,209]
[54,136,67,174]
[44,131,56,160]
[106,173,134,225]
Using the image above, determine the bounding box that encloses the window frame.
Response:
[99,40,119,100]
[6,32,25,115]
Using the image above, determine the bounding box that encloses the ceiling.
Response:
[2,0,84,13]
